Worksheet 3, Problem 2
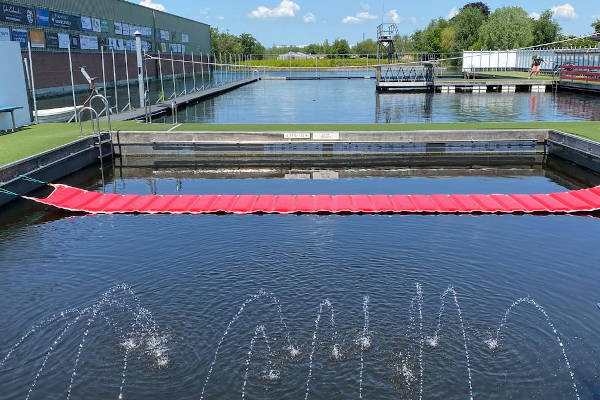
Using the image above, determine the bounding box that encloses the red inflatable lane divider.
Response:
[24,184,600,215]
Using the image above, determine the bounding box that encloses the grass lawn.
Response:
[1,121,599,168]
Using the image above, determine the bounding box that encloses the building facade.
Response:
[0,0,210,54]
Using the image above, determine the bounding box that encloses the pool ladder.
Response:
[77,94,114,187]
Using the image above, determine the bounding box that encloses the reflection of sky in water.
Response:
[166,79,600,124]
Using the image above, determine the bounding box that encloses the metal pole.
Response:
[68,45,78,123]
[199,51,204,89]
[134,32,144,109]
[157,50,165,102]
[182,52,187,95]
[27,42,38,124]
[219,52,223,85]
[171,50,176,98]
[191,51,197,91]
[124,48,132,111]
[111,49,118,112]
[207,53,211,88]
[101,46,107,99]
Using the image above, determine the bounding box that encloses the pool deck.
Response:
[105,78,259,122]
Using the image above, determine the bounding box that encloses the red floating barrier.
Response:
[24,184,600,215]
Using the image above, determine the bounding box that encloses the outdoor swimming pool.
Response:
[38,76,600,124]
[1,160,600,400]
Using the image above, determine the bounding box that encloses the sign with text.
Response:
[1,3,34,25]
[45,32,59,48]
[92,18,101,33]
[81,16,92,31]
[35,8,49,26]
[11,28,28,47]
[0,27,9,41]
[50,12,80,30]
[80,34,98,50]
[181,33,189,43]
[159,29,169,41]
[122,23,130,36]
[29,29,45,48]
[114,21,122,35]
[58,32,70,49]
[100,19,111,33]
[69,34,80,49]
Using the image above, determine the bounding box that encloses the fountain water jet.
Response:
[358,295,370,399]
[485,297,580,400]
[241,325,279,400]
[200,289,297,400]
[305,299,340,400]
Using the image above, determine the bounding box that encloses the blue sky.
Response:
[136,0,599,46]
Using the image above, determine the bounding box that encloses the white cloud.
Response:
[529,12,541,20]
[386,9,401,23]
[342,11,377,24]
[217,16,225,20]
[551,3,577,19]
[249,0,300,19]
[303,12,316,23]
[446,7,459,20]
[139,0,165,11]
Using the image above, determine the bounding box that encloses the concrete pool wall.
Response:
[1,128,599,208]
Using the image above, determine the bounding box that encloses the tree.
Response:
[352,39,377,56]
[441,27,455,53]
[461,2,490,17]
[479,7,533,50]
[450,5,487,51]
[593,19,600,34]
[531,10,560,46]
[239,33,265,56]
[331,39,350,55]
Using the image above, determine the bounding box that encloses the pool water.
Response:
[1,161,600,400]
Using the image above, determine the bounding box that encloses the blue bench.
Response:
[0,106,24,132]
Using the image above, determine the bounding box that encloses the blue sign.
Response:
[11,28,28,48]
[35,8,49,26]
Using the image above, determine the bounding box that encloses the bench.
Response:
[0,106,24,132]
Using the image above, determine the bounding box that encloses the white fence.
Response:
[462,49,600,72]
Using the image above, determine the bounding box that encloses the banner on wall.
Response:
[70,34,80,49]
[122,23,130,36]
[58,32,70,48]
[181,33,189,43]
[0,27,9,41]
[50,12,80,30]
[81,16,92,31]
[11,28,28,47]
[101,19,111,33]
[159,30,169,41]
[1,3,34,25]
[160,42,166,52]
[142,27,152,37]
[45,32,59,48]
[92,18,101,32]
[114,22,122,35]
[35,8,49,26]
[29,30,45,48]
[80,34,98,50]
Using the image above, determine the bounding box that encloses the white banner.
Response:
[92,18,101,32]
[80,34,98,50]
[181,33,189,43]
[114,21,122,35]
[0,27,9,41]
[81,16,92,31]
[58,32,70,49]
[122,23,130,36]
[160,30,169,41]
